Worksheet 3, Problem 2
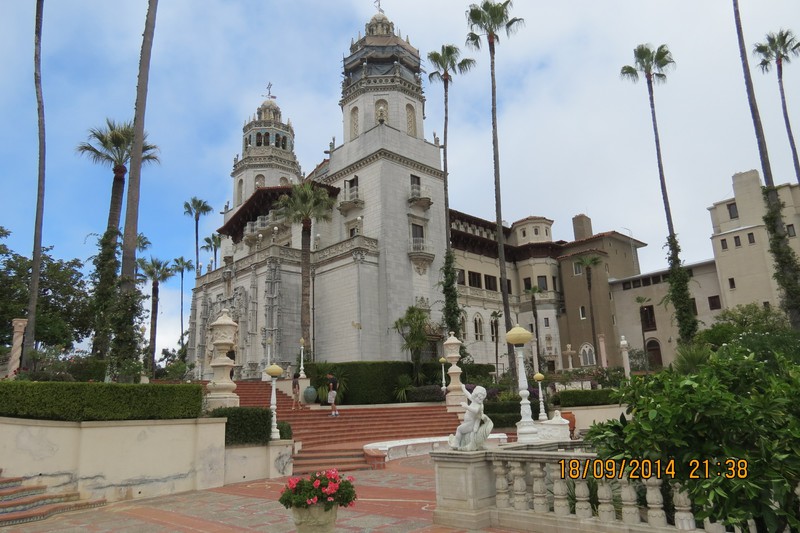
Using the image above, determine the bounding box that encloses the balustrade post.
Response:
[644,477,667,527]
[509,461,529,511]
[673,483,696,530]
[493,459,510,509]
[550,463,570,516]
[597,479,615,523]
[574,479,592,518]
[703,519,726,533]
[620,477,640,525]
[531,461,548,513]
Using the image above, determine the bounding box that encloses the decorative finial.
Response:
[262,82,277,100]
[374,0,384,14]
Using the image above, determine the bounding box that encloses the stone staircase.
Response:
[233,380,461,474]
[0,470,105,528]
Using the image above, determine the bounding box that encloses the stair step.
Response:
[0,478,23,491]
[0,499,106,528]
[0,492,79,513]
[0,485,47,503]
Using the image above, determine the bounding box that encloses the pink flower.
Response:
[287,477,300,490]
[327,497,334,502]
[313,479,321,488]
[347,476,355,482]
[306,496,318,505]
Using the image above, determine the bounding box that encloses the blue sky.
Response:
[1,1,799,356]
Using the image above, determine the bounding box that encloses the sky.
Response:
[1,1,799,358]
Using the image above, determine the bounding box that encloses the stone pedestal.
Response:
[205,309,240,410]
[443,333,466,417]
[536,411,571,441]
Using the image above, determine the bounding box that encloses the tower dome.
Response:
[258,98,281,122]
[366,11,393,36]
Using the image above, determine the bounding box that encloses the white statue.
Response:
[449,385,493,451]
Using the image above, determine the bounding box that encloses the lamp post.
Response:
[507,324,537,442]
[299,337,306,378]
[439,356,447,393]
[534,372,548,421]
[266,363,283,440]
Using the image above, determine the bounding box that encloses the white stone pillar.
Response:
[620,335,631,378]
[598,333,608,368]
[443,332,466,416]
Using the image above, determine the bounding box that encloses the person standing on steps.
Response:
[327,372,339,417]
[291,372,301,410]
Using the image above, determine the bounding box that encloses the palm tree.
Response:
[22,0,46,366]
[577,255,601,365]
[621,44,698,343]
[172,256,194,349]
[754,29,800,183]
[138,256,174,377]
[524,286,542,371]
[117,0,159,362]
[184,197,213,275]
[732,1,800,331]
[394,306,430,385]
[634,295,651,374]
[276,182,335,344]
[77,119,160,239]
[201,233,222,269]
[489,310,502,377]
[466,0,524,379]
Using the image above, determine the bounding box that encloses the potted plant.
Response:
[278,468,356,532]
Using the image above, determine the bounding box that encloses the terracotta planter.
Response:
[560,411,577,438]
[290,504,338,532]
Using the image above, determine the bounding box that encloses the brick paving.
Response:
[6,455,516,533]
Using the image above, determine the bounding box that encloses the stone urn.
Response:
[303,385,318,404]
[290,505,338,533]
[205,309,240,410]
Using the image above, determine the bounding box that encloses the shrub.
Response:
[394,374,414,402]
[554,388,617,407]
[0,381,203,421]
[407,384,445,402]
[209,406,271,445]
[278,420,292,440]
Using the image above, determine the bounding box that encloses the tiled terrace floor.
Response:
[6,455,517,532]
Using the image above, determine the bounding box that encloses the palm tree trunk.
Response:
[301,219,312,344]
[488,37,517,380]
[121,0,158,290]
[443,78,452,248]
[646,77,675,237]
[179,271,185,349]
[531,293,540,370]
[107,165,127,236]
[149,280,159,377]
[776,61,800,182]
[194,216,200,274]
[23,0,47,366]
[587,267,597,363]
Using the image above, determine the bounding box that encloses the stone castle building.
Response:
[187,11,790,379]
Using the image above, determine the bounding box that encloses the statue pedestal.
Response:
[206,356,239,410]
[536,412,571,442]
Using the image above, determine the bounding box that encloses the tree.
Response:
[524,286,542,370]
[394,306,430,385]
[276,183,335,344]
[440,248,461,339]
[118,0,159,363]
[22,0,47,368]
[172,256,194,349]
[577,255,602,365]
[731,0,800,330]
[184,197,213,275]
[634,295,652,373]
[621,43,697,342]
[137,256,174,377]
[490,310,502,376]
[201,233,221,269]
[466,0,524,379]
[754,29,800,183]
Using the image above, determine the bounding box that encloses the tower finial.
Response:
[374,0,384,14]
[262,82,277,100]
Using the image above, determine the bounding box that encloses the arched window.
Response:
[281,136,287,149]
[256,132,262,146]
[474,315,484,341]
[264,132,270,145]
[579,343,596,366]
[350,107,359,138]
[375,99,388,125]
[646,339,663,370]
[279,177,289,186]
[275,134,281,147]
[406,104,416,136]
[236,179,244,206]
[255,174,265,188]
[459,313,467,340]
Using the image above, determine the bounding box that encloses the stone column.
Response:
[564,344,575,370]
[620,335,631,378]
[597,333,608,368]
[443,332,466,416]
[6,318,27,379]
[205,309,240,410]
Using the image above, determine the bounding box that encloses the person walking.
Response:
[327,372,339,417]
[291,372,301,410]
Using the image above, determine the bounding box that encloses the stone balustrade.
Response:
[432,440,756,533]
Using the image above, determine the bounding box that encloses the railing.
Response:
[408,238,432,253]
[410,184,430,199]
[433,442,753,533]
[345,186,360,201]
[245,221,256,235]
[257,215,270,230]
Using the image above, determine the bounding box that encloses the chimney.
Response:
[572,214,593,241]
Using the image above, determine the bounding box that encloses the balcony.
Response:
[245,221,256,235]
[408,238,434,275]
[338,186,364,215]
[408,184,432,210]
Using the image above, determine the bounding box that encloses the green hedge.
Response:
[407,385,445,402]
[484,401,522,414]
[209,407,271,445]
[306,361,411,405]
[0,381,203,421]
[554,388,617,407]
[487,413,520,428]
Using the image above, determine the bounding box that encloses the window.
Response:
[727,202,739,219]
[721,238,728,250]
[484,275,498,292]
[788,224,796,237]
[406,103,416,136]
[350,107,359,138]
[640,305,657,331]
[490,318,499,342]
[734,235,741,247]
[545,227,549,236]
[349,226,359,238]
[573,262,583,276]
[632,279,641,288]
[521,229,527,238]
[537,276,548,291]
[474,315,484,341]
[552,276,558,292]
[534,227,540,235]
[543,317,550,328]
[622,281,632,290]
[507,279,512,295]
[579,306,587,320]
[642,277,651,287]
[523,277,532,291]
[708,295,721,310]
[728,278,736,289]
[580,344,596,366]
[763,301,771,309]
[346,176,359,200]
[468,271,482,288]
[690,298,698,316]
[459,314,467,337]
[747,232,755,244]
[456,269,465,285]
